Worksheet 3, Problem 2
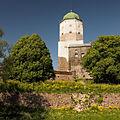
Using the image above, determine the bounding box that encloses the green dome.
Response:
[63,10,79,20]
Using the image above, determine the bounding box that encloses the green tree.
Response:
[0,28,9,58]
[0,28,11,82]
[82,35,120,84]
[0,28,4,37]
[8,33,55,82]
[2,56,14,82]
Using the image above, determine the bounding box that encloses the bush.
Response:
[82,35,120,84]
[4,33,55,82]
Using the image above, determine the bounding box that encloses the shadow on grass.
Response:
[0,103,48,120]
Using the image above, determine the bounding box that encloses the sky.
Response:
[0,0,120,69]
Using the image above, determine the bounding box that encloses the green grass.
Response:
[1,104,120,120]
[47,109,120,120]
[1,80,120,94]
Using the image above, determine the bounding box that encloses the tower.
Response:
[58,11,91,79]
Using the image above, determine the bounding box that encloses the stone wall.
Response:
[54,70,74,81]
[58,57,68,71]
[68,45,91,79]
[1,92,120,111]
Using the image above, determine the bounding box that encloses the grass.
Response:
[1,80,120,94]
[1,104,120,120]
[47,109,120,120]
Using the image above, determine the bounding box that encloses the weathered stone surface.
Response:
[1,92,120,111]
[68,46,91,79]
[58,57,68,71]
[54,70,74,81]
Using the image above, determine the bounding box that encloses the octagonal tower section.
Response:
[58,10,84,71]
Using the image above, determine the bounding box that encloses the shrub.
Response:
[5,33,55,82]
[82,35,120,84]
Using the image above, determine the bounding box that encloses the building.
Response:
[58,10,91,79]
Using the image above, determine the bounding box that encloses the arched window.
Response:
[62,33,63,35]
[69,31,72,33]
[75,49,78,53]
[75,53,78,57]
[78,32,80,34]
[75,50,78,57]
[81,53,85,57]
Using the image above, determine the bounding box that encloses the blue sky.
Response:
[0,0,120,69]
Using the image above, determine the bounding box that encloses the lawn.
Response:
[1,104,120,120]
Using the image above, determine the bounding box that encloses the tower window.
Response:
[75,53,78,57]
[75,49,78,57]
[69,31,72,33]
[81,53,85,57]
[62,33,63,35]
[78,32,80,34]
[75,49,78,53]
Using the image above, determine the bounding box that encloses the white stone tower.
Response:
[58,10,84,71]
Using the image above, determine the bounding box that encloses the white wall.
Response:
[58,40,84,61]
[60,19,83,39]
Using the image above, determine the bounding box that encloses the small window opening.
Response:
[69,24,72,27]
[75,49,78,53]
[69,31,72,33]
[62,33,63,35]
[81,53,85,57]
[78,32,80,34]
[75,53,78,57]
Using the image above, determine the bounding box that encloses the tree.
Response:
[0,28,9,58]
[0,28,12,82]
[0,28,4,37]
[2,56,14,82]
[7,33,55,82]
[82,35,120,84]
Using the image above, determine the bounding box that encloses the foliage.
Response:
[75,78,94,84]
[0,104,47,120]
[6,33,55,82]
[0,28,10,58]
[1,104,120,120]
[95,95,103,104]
[0,28,12,82]
[0,80,83,93]
[0,27,4,37]
[82,35,120,84]
[2,56,14,82]
[87,104,119,113]
[1,80,120,94]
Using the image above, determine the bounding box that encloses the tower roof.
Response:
[63,10,79,20]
